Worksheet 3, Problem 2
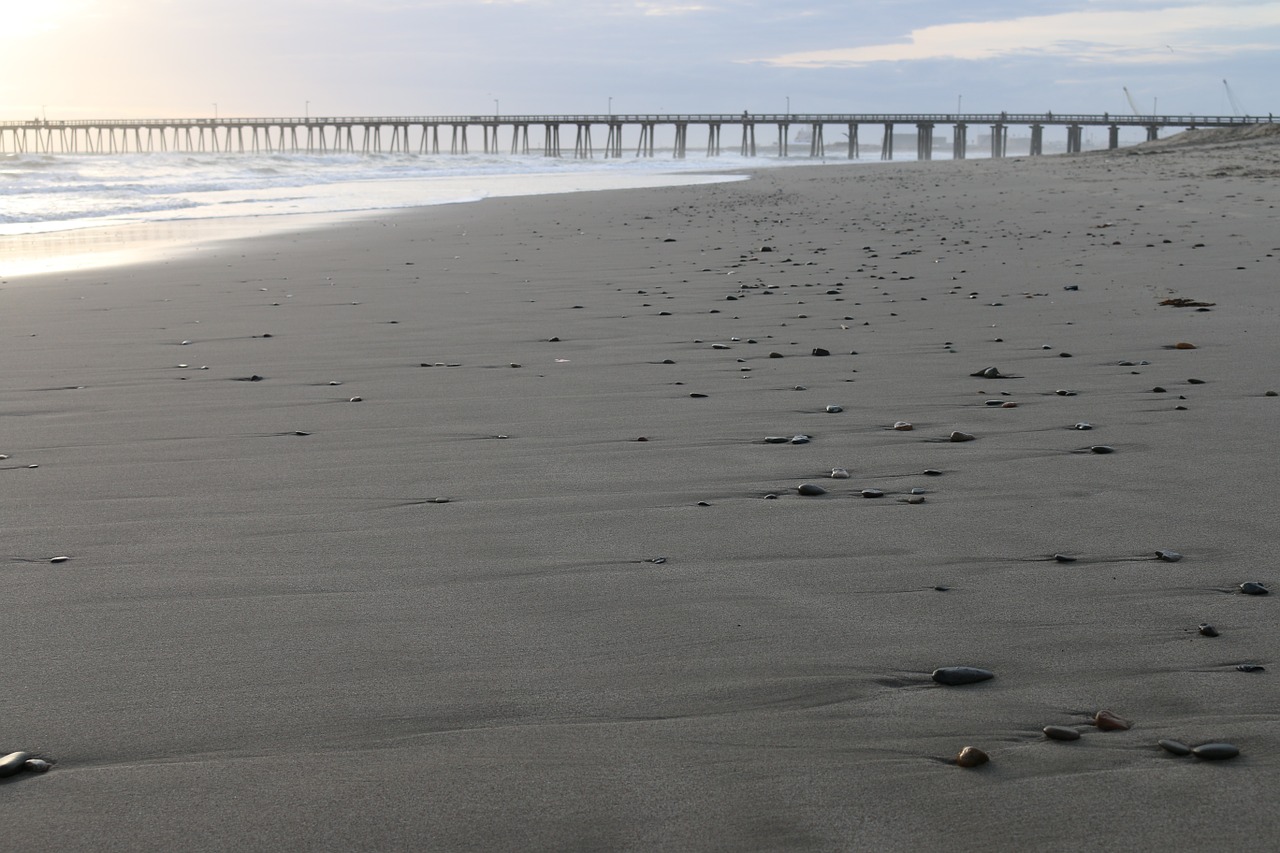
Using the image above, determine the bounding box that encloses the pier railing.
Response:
[2,113,1272,160]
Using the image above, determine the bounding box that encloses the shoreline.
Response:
[3,138,1277,850]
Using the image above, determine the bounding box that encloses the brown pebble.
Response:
[949,431,976,442]
[955,746,989,768]
[1094,710,1131,731]
[1043,725,1081,741]
[1173,342,1197,349]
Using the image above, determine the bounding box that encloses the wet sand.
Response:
[3,130,1279,850]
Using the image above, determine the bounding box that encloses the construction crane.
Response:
[1223,79,1247,116]
[1123,86,1147,116]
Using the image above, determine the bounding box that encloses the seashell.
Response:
[1094,710,1131,731]
[1043,726,1081,741]
[893,421,913,431]
[1239,582,1269,595]
[1158,739,1192,756]
[971,367,1005,378]
[922,469,943,476]
[1055,389,1077,396]
[949,431,976,442]
[797,483,828,496]
[1192,743,1239,760]
[955,746,989,768]
[811,348,831,357]
[932,666,994,686]
[830,468,850,479]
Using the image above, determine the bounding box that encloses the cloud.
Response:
[753,2,1280,67]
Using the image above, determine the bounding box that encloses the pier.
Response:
[1,113,1270,159]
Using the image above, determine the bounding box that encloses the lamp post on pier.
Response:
[212,103,218,120]
[494,98,499,117]
[608,96,613,116]
[786,96,790,116]
[305,100,310,120]
[957,94,962,115]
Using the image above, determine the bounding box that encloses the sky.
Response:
[2,0,1276,121]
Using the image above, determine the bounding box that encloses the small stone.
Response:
[1192,743,1240,760]
[1094,710,1131,731]
[923,469,943,476]
[1089,445,1115,454]
[0,752,31,777]
[1236,663,1265,673]
[764,436,789,444]
[696,501,711,507]
[22,758,51,773]
[903,495,925,504]
[1159,739,1193,756]
[1055,389,1077,396]
[932,666,994,686]
[812,348,831,357]
[1266,390,1278,397]
[430,497,451,504]
[769,352,783,358]
[1198,623,1219,637]
[1073,422,1093,430]
[955,747,989,768]
[689,393,708,398]
[1001,402,1017,408]
[893,421,913,431]
[825,405,843,413]
[861,488,884,498]
[1155,549,1182,562]
[348,396,363,402]
[794,385,806,391]
[910,487,926,495]
[972,367,1004,378]
[1152,386,1167,393]
[1173,342,1197,350]
[797,483,828,496]
[1053,554,1077,563]
[1043,726,1081,741]
[790,435,810,445]
[949,431,976,442]
[830,468,850,479]
[1239,582,1269,595]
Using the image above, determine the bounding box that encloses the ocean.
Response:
[0,150,819,276]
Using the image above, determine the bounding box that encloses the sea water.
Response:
[1,150,821,276]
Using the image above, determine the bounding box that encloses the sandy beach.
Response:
[3,129,1278,851]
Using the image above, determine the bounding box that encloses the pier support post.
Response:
[847,123,859,159]
[512,124,529,154]
[990,123,1006,158]
[1066,124,1082,154]
[777,123,789,157]
[605,122,623,158]
[953,123,967,159]
[706,123,721,156]
[1146,124,1159,142]
[740,122,756,156]
[637,123,655,157]
[880,123,894,160]
[1108,124,1120,149]
[1030,124,1043,156]
[574,123,593,158]
[916,122,934,160]
[543,124,561,157]
[809,123,824,157]
[673,123,688,159]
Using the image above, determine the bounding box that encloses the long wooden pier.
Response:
[1,113,1270,159]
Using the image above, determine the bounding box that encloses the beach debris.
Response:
[1043,726,1082,742]
[932,666,994,686]
[1192,743,1240,761]
[830,468,850,479]
[955,747,990,768]
[0,752,32,777]
[1198,623,1220,637]
[1094,710,1131,731]
[892,421,914,431]
[1155,549,1182,562]
[1159,739,1193,756]
[910,488,927,495]
[797,483,828,496]
[860,488,885,498]
[645,557,668,565]
[949,431,976,442]
[1236,664,1265,673]
[1239,582,1269,595]
[689,393,708,398]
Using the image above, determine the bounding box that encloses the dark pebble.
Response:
[1192,743,1240,760]
[1044,725,1081,741]
[861,488,885,498]
[923,469,943,476]
[689,393,708,398]
[797,483,828,496]
[955,746,989,768]
[812,348,830,357]
[0,752,31,778]
[1159,739,1193,756]
[1090,445,1115,454]
[1155,549,1183,562]
[932,666,995,686]
[1094,710,1131,731]
[1198,623,1219,637]
[1053,554,1077,563]
[1237,664,1265,673]
[1239,582,1269,595]
[1152,386,1167,393]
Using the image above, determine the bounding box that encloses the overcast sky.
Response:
[3,0,1276,120]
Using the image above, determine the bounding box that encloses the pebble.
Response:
[949,431,976,442]
[1236,663,1265,673]
[910,487,926,495]
[1055,389,1077,396]
[825,405,843,413]
[1043,726,1081,741]
[1159,739,1193,756]
[830,468,850,479]
[932,666,995,686]
[1198,623,1219,637]
[1089,445,1115,454]
[1073,422,1093,430]
[50,556,69,564]
[1239,582,1269,595]
[797,483,828,496]
[892,421,913,431]
[790,435,810,445]
[861,488,884,498]
[1094,710,1131,731]
[923,469,943,476]
[0,752,31,777]
[971,367,1006,378]
[348,396,363,402]
[1053,554,1077,563]
[1173,342,1198,350]
[902,495,925,504]
[812,348,831,357]
[1155,549,1182,562]
[1192,743,1240,760]
[22,758,50,773]
[764,436,790,444]
[1001,402,1017,408]
[955,746,990,768]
